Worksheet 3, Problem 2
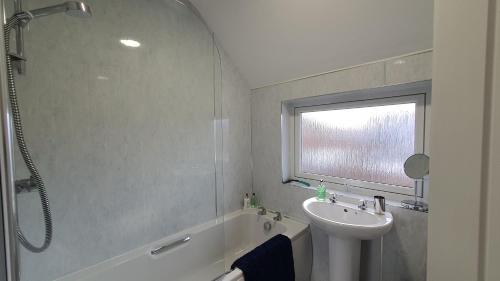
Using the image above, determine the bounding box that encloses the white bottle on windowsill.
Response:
[243,193,250,209]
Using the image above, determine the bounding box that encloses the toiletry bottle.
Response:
[250,193,257,208]
[316,180,326,201]
[374,195,386,214]
[243,193,250,209]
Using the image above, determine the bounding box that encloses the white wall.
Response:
[191,0,434,89]
[484,3,500,280]
[427,0,497,280]
[251,51,432,281]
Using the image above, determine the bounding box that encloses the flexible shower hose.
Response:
[3,12,52,253]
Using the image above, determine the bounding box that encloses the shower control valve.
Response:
[15,177,38,194]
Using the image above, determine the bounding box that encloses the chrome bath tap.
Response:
[273,211,282,221]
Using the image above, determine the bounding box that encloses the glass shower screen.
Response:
[1,0,225,280]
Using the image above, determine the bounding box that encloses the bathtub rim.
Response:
[54,208,308,281]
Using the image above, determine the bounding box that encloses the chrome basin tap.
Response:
[358,199,368,210]
[273,211,282,221]
[329,193,337,203]
[257,207,267,215]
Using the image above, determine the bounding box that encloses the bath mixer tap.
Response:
[273,212,282,222]
[258,207,267,215]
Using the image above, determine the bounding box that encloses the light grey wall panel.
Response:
[385,52,433,85]
[219,47,252,213]
[251,51,432,281]
[5,0,252,280]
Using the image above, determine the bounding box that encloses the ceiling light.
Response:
[120,39,141,48]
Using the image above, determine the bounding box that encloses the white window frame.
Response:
[290,94,427,197]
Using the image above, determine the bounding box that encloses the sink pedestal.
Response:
[329,236,361,281]
[303,197,393,281]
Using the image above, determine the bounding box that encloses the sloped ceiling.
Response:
[190,0,434,89]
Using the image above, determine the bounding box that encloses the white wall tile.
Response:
[385,52,433,85]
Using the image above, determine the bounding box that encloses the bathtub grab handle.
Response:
[150,235,191,255]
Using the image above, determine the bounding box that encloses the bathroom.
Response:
[0,1,498,281]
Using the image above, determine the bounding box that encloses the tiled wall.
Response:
[251,51,432,281]
[10,0,251,280]
[219,47,253,213]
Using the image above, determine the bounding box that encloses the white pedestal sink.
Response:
[302,197,393,281]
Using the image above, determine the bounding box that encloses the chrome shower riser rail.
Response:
[3,13,52,253]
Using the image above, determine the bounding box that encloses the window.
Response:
[291,94,426,196]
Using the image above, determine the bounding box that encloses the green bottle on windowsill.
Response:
[316,179,326,201]
[250,192,257,208]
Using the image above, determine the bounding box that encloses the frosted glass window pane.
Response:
[300,103,415,187]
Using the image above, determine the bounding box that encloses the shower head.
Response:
[27,1,92,19]
[6,1,91,75]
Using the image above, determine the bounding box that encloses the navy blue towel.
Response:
[231,234,295,281]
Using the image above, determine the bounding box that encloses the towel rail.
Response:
[150,235,191,255]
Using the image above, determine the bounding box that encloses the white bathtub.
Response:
[55,209,312,281]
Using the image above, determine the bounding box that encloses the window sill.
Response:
[285,178,427,207]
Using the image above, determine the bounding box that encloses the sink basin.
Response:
[302,197,393,281]
[302,197,393,240]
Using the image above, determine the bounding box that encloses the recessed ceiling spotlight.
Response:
[120,39,141,48]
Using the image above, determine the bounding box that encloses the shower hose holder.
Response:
[15,177,38,194]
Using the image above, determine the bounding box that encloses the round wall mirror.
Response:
[404,154,430,179]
